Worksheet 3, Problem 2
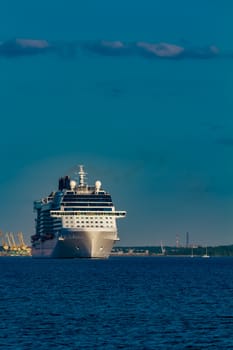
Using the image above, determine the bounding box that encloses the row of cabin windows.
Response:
[65,225,113,228]
[63,218,113,222]
[65,219,112,224]
[62,202,112,205]
[63,195,112,200]
[64,218,113,228]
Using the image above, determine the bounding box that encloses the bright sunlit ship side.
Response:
[31,166,126,258]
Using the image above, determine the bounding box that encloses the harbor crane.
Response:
[17,232,28,250]
[0,231,31,255]
[5,232,12,250]
[0,230,8,250]
[10,233,18,251]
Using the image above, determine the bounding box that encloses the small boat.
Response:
[190,246,194,258]
[202,247,210,258]
[160,241,166,255]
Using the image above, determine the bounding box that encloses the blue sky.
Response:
[0,0,233,246]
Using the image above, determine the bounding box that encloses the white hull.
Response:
[32,229,118,258]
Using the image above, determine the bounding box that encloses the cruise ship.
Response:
[31,166,126,258]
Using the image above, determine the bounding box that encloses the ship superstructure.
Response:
[31,165,126,258]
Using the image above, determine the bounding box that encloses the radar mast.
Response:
[78,165,87,186]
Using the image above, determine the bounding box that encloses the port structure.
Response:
[0,231,31,256]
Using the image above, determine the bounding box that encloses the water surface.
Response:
[0,257,233,349]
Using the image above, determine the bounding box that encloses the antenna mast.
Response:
[78,165,87,186]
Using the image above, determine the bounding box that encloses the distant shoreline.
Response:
[111,244,233,257]
[1,244,233,258]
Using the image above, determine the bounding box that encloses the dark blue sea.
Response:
[1,257,233,349]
